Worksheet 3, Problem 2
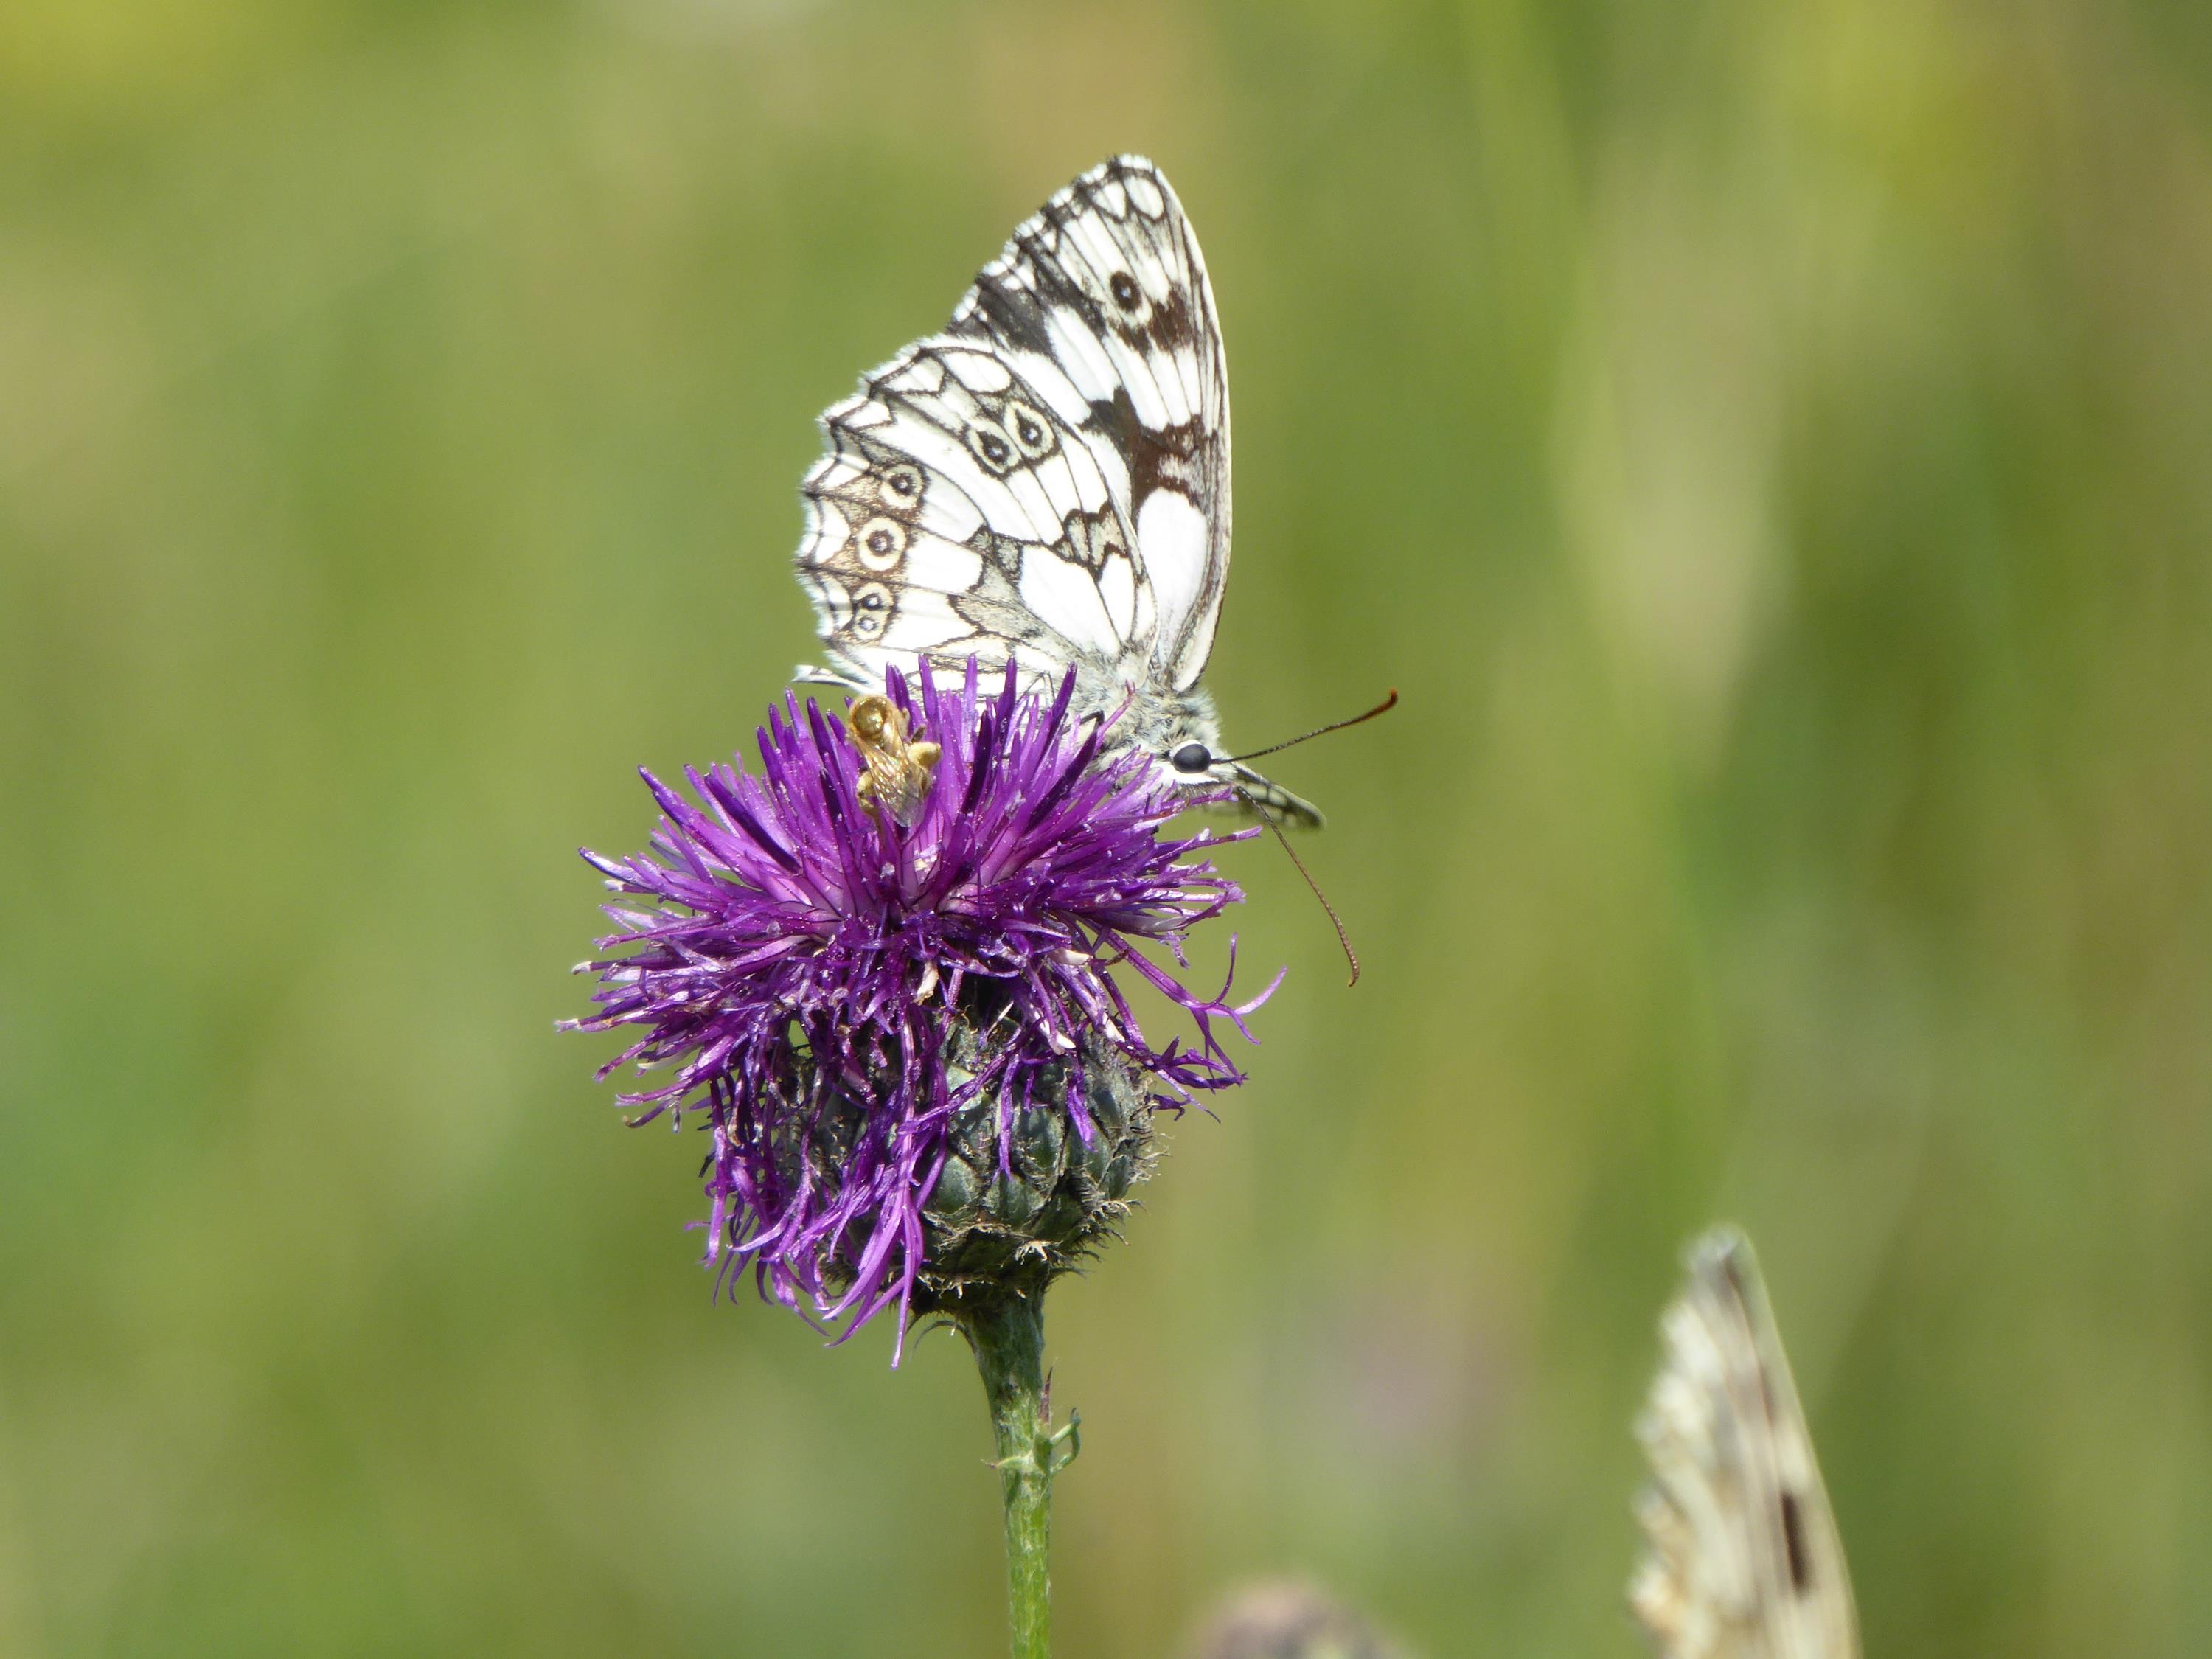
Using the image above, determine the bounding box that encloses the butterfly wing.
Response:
[796,156,1231,696]
[1630,1228,1861,1659]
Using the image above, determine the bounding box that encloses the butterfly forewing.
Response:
[1631,1229,1860,1659]
[796,156,1231,700]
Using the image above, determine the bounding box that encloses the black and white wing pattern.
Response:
[1631,1229,1861,1659]
[794,155,1231,703]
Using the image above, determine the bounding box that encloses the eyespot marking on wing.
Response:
[880,462,924,508]
[855,515,907,572]
[966,418,1019,476]
[849,581,894,641]
[1005,399,1056,459]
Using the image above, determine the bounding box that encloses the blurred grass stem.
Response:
[964,1293,1063,1659]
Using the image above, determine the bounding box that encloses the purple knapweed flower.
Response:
[566,660,1277,1355]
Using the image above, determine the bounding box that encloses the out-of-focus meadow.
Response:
[5,1,2211,1655]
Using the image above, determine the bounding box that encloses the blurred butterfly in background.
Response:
[1632,1228,1862,1659]
[790,153,1337,830]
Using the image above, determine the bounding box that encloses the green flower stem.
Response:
[963,1293,1075,1659]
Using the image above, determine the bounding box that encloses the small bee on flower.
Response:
[847,692,941,823]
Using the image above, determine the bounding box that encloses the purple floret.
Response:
[566,660,1278,1352]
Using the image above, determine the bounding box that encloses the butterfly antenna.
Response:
[1222,689,1398,766]
[1241,788,1360,987]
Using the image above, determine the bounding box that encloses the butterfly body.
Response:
[793,155,1320,828]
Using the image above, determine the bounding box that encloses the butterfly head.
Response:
[1149,681,1406,831]
[1104,670,1393,985]
[1165,737,1324,829]
[1093,675,1324,830]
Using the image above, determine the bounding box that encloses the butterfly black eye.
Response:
[1110,271,1141,310]
[1170,742,1212,773]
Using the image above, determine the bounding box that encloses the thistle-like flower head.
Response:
[568,661,1277,1354]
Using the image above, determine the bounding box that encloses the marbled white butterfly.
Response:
[1632,1228,1862,1659]
[793,155,1324,827]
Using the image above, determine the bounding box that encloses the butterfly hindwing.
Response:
[801,354,1127,680]
[796,156,1230,698]
[1631,1229,1860,1659]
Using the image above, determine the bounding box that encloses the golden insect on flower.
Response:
[849,693,941,823]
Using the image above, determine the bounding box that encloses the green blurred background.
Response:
[5,1,2210,1654]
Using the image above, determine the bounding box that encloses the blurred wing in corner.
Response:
[1630,1228,1860,1659]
